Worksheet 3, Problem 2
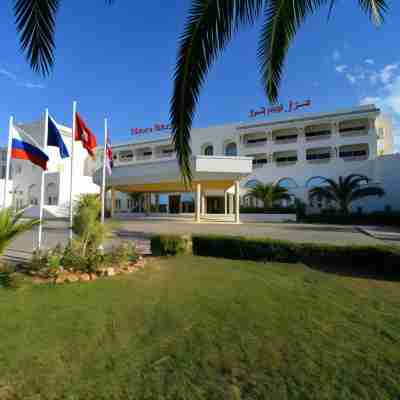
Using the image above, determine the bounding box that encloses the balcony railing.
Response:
[136,154,153,161]
[275,157,297,166]
[339,150,368,161]
[339,126,368,136]
[305,130,331,141]
[306,153,331,163]
[273,135,298,144]
[244,138,267,147]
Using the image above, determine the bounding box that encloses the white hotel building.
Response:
[92,104,398,221]
[0,104,398,221]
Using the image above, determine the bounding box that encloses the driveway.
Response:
[4,219,398,264]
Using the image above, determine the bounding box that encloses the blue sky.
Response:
[0,0,399,149]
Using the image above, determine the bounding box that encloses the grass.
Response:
[0,256,400,399]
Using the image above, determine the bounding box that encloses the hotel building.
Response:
[0,104,397,221]
[93,104,398,221]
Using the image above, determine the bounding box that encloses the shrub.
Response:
[0,264,25,289]
[151,235,191,256]
[109,242,138,266]
[73,194,107,256]
[192,235,400,279]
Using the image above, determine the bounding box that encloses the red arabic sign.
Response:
[249,99,311,118]
[131,123,171,135]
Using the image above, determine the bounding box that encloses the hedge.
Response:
[191,234,400,278]
[151,234,191,256]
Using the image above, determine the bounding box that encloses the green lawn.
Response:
[1,256,400,400]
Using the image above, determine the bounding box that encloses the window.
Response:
[245,179,261,189]
[45,183,58,205]
[204,145,214,156]
[305,130,330,139]
[16,165,22,175]
[339,149,367,158]
[225,142,237,156]
[252,158,268,168]
[116,199,122,209]
[143,151,152,156]
[277,178,298,189]
[162,149,174,155]
[306,152,330,161]
[127,199,133,209]
[276,155,297,163]
[0,166,5,179]
[119,150,134,162]
[28,184,38,205]
[275,134,297,141]
[246,137,267,145]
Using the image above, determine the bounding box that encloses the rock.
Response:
[79,273,91,282]
[65,273,79,283]
[55,273,67,284]
[135,260,145,269]
[89,273,97,281]
[106,267,116,277]
[97,268,107,277]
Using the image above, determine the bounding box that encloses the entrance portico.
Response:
[95,156,252,223]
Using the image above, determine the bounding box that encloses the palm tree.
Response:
[0,207,39,256]
[13,1,388,181]
[249,182,291,209]
[309,174,384,214]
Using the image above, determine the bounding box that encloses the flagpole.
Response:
[38,109,49,249]
[4,116,13,208]
[69,101,77,241]
[101,118,107,224]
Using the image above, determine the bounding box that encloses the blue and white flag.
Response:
[47,115,70,158]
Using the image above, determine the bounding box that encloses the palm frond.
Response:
[350,186,385,202]
[358,0,388,25]
[170,0,263,184]
[258,0,326,102]
[309,186,336,202]
[0,207,39,255]
[14,0,59,75]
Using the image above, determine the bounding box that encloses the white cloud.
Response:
[361,75,400,151]
[346,73,357,84]
[332,50,341,62]
[365,59,375,65]
[0,68,17,81]
[360,96,381,105]
[380,64,398,85]
[18,82,45,89]
[0,66,45,89]
[335,65,347,73]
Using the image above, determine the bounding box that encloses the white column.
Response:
[110,188,115,218]
[234,180,240,224]
[201,193,206,216]
[224,191,228,215]
[195,183,201,222]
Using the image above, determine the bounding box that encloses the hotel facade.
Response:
[93,104,398,220]
[0,104,398,221]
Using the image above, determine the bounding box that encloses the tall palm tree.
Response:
[0,207,39,256]
[249,182,291,209]
[13,1,388,182]
[309,174,385,214]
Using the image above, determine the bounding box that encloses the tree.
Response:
[249,182,291,209]
[309,174,385,214]
[12,1,388,182]
[72,194,106,256]
[0,207,39,256]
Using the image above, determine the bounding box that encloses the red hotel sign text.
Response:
[131,123,171,135]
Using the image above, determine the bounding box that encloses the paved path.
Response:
[4,219,398,264]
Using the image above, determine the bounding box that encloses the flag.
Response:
[47,115,69,158]
[75,113,97,158]
[11,123,49,170]
[106,135,113,175]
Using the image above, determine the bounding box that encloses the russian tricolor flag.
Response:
[11,123,49,170]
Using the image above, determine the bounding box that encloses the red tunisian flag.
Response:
[75,112,97,158]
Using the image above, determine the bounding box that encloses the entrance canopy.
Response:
[93,156,253,193]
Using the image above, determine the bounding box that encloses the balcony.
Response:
[273,134,298,145]
[339,144,369,162]
[252,158,268,169]
[242,132,268,149]
[306,148,331,164]
[273,151,298,167]
[339,119,369,137]
[118,150,134,163]
[305,130,331,141]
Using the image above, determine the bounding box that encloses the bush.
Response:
[0,264,25,289]
[151,235,191,256]
[109,242,138,266]
[192,235,400,278]
[300,212,400,227]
